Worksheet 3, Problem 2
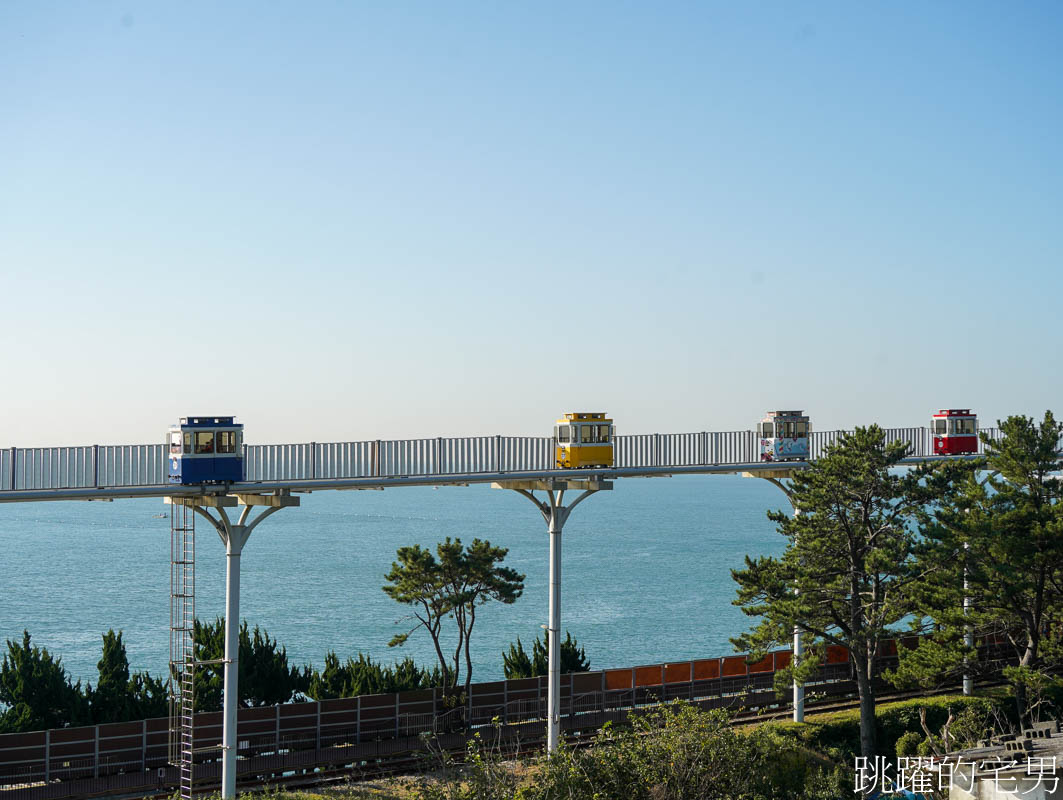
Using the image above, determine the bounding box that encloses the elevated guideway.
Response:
[0,425,989,502]
[0,421,1001,798]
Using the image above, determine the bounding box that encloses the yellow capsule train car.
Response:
[555,412,614,469]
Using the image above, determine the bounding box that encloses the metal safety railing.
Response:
[0,427,1011,493]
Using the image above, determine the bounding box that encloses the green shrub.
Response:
[895,730,922,757]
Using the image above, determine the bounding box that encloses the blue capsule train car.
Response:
[167,416,244,484]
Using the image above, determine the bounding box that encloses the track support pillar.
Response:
[166,491,299,800]
[494,478,612,753]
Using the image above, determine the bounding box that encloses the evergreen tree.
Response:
[307,650,348,700]
[502,631,591,679]
[0,631,86,732]
[305,650,440,700]
[192,619,308,711]
[731,425,959,760]
[88,630,168,723]
[90,629,133,723]
[898,412,1063,724]
[384,537,524,696]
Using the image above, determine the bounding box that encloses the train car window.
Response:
[933,419,947,435]
[953,418,976,435]
[581,425,594,443]
[598,425,611,442]
[795,422,808,436]
[217,431,236,454]
[761,422,774,438]
[170,433,182,454]
[183,432,192,454]
[557,425,570,443]
[195,432,215,454]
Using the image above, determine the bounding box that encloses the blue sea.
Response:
[0,475,790,689]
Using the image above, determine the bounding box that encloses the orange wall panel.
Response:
[635,666,663,687]
[664,662,691,683]
[692,659,720,680]
[721,656,747,677]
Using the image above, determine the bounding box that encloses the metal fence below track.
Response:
[0,636,1014,799]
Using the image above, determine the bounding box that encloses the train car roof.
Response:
[174,416,242,428]
[932,409,975,417]
[557,412,612,423]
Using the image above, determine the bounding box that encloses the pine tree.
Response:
[192,619,308,711]
[384,537,524,696]
[731,425,959,760]
[0,631,86,732]
[88,630,169,723]
[305,650,440,700]
[898,412,1063,724]
[502,631,590,679]
[90,630,133,723]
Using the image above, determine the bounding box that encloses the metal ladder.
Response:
[169,502,196,799]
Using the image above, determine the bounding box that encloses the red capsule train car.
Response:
[932,409,978,455]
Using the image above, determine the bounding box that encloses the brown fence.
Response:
[0,635,1012,799]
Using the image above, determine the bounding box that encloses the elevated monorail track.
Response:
[0,426,997,503]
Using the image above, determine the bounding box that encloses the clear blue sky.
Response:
[2,2,1061,446]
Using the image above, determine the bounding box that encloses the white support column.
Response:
[221,525,244,800]
[494,478,611,754]
[547,508,562,752]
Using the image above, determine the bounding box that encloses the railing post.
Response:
[395,693,400,738]
[310,442,317,479]
[10,447,16,490]
[94,725,99,779]
[315,702,321,751]
[495,435,502,473]
[435,437,442,474]
[275,704,280,751]
[44,729,50,783]
[356,695,361,743]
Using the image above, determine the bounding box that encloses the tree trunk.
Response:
[1015,677,1029,728]
[463,607,475,699]
[855,662,877,760]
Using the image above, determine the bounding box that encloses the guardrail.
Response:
[0,428,1007,493]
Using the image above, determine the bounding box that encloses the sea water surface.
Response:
[0,474,791,688]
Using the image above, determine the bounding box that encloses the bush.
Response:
[766,694,1004,761]
[413,702,846,800]
[895,730,923,757]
